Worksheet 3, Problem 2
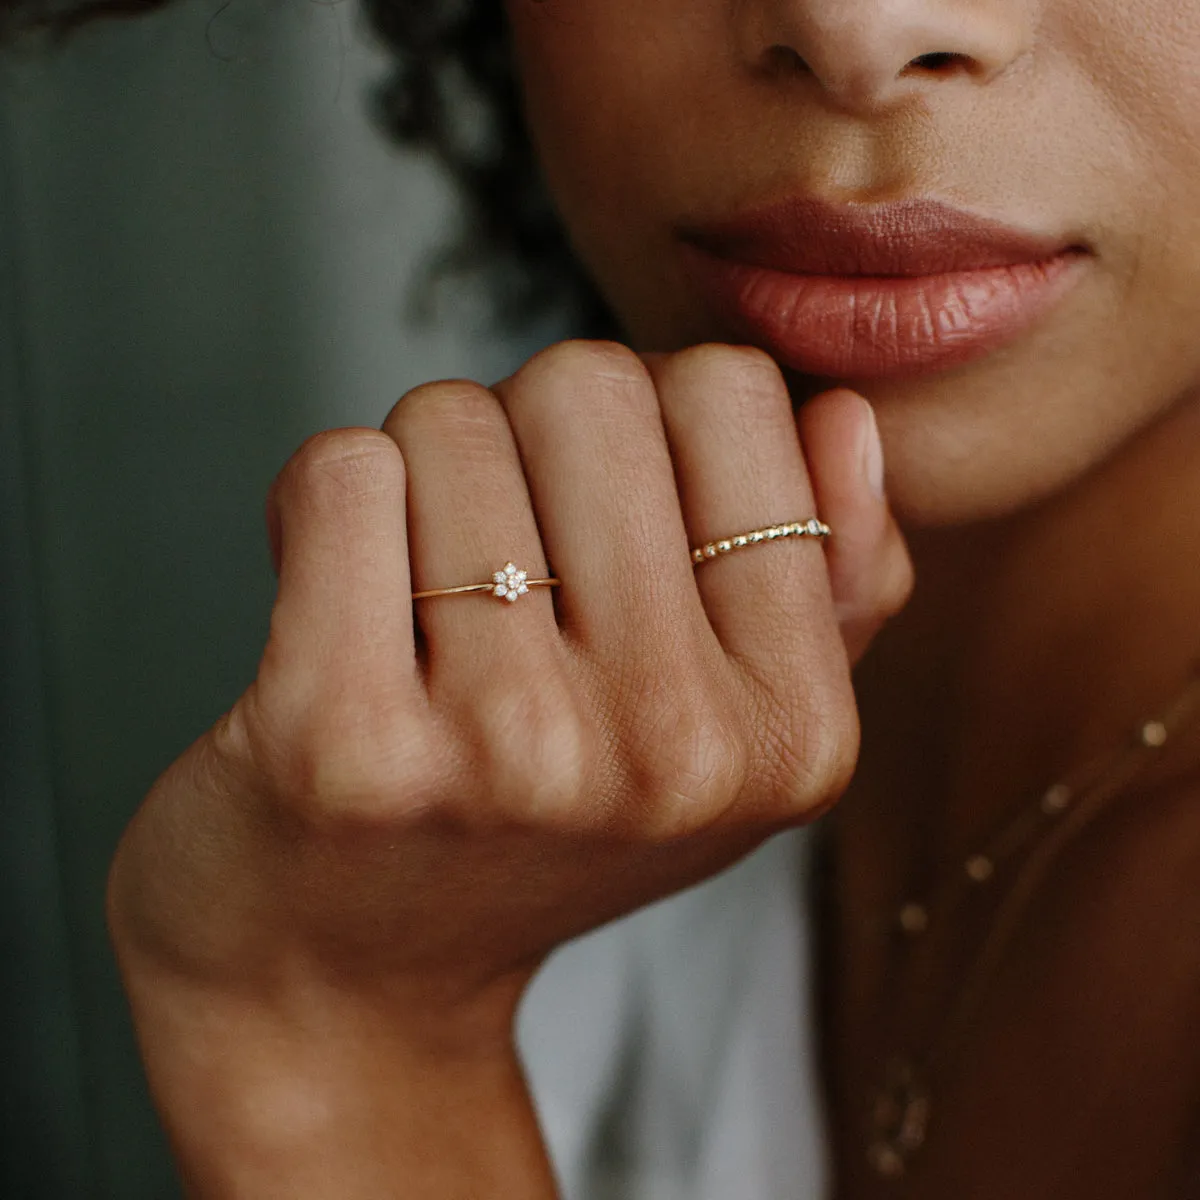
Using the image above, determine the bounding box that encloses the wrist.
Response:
[120,964,539,1198]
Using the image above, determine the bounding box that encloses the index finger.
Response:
[261,428,421,718]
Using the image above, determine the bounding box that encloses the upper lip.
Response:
[678,196,1086,278]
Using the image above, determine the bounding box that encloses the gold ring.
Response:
[691,519,831,566]
[412,562,561,604]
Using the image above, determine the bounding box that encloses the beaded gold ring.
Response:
[690,519,831,566]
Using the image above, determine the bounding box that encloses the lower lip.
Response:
[682,247,1089,381]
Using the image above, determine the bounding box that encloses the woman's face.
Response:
[505,0,1200,525]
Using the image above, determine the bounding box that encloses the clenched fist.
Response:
[107,341,911,1198]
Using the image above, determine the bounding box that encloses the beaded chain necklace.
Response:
[861,663,1200,1180]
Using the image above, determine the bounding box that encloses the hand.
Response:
[107,341,911,1195]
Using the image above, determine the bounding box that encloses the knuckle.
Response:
[231,686,444,834]
[386,381,514,470]
[669,342,786,401]
[281,428,403,508]
[671,341,782,387]
[878,539,916,619]
[471,675,595,824]
[661,343,790,431]
[758,677,860,818]
[802,699,861,806]
[835,533,914,632]
[514,338,654,398]
[618,676,749,839]
[205,701,260,795]
[384,378,501,441]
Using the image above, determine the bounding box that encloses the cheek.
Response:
[1063,4,1200,438]
[1052,3,1200,276]
[506,1,662,185]
[504,1,718,293]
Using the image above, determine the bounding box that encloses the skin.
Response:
[108,0,1200,1196]
[506,2,1200,1193]
[509,0,1200,527]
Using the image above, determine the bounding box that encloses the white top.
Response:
[518,831,828,1200]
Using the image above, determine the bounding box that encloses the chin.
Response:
[863,410,1088,529]
[827,356,1162,530]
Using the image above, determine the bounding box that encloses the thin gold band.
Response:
[412,580,561,600]
[691,518,831,566]
[412,562,560,604]
[411,521,829,603]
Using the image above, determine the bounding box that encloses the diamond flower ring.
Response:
[412,562,561,604]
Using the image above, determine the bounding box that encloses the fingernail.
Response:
[861,399,885,500]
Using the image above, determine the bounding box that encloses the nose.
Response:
[734,0,1034,113]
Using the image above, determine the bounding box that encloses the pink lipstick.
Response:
[678,198,1090,380]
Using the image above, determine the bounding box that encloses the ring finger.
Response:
[381,381,562,704]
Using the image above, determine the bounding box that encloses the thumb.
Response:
[798,389,914,664]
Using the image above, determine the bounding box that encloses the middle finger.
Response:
[645,344,841,676]
[492,341,708,660]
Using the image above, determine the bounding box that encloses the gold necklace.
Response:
[865,662,1200,1181]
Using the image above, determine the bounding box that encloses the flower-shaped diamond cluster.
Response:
[492,562,530,603]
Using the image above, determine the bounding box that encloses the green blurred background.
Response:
[1,2,551,1191]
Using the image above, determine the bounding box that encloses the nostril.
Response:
[763,44,812,76]
[905,51,970,74]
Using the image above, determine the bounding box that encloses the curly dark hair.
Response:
[366,1,612,333]
[2,0,613,333]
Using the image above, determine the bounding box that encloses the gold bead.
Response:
[1139,720,1168,748]
[965,855,995,883]
[868,1143,906,1179]
[717,540,732,553]
[898,903,930,935]
[1041,783,1072,814]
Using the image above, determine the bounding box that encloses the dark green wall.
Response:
[1,4,545,1191]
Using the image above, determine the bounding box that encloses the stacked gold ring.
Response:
[411,519,832,605]
[690,518,831,566]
